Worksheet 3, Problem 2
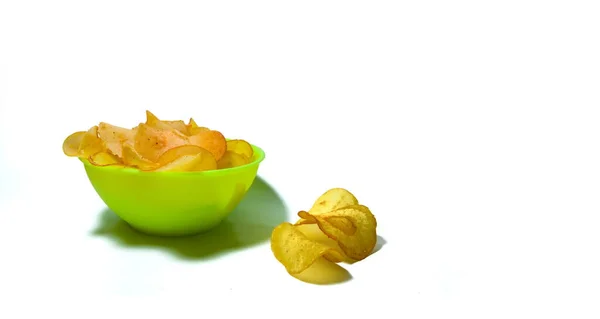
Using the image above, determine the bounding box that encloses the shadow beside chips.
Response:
[90,176,289,261]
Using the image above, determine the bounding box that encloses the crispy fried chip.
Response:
[79,126,105,158]
[298,204,377,261]
[157,144,208,166]
[63,131,85,156]
[188,129,227,161]
[271,222,346,274]
[162,120,188,135]
[122,143,159,170]
[63,110,254,173]
[89,151,122,167]
[97,122,134,158]
[296,188,359,225]
[186,117,210,135]
[150,149,217,172]
[217,151,249,169]
[226,139,254,159]
[134,123,189,162]
[295,224,348,263]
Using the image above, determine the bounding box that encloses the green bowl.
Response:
[80,144,265,237]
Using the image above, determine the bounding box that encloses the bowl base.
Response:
[124,219,224,237]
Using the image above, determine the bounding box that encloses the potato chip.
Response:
[97,122,134,158]
[226,139,254,159]
[151,150,217,172]
[122,143,159,170]
[271,222,346,274]
[188,129,227,161]
[186,118,211,135]
[78,126,105,158]
[296,188,359,226]
[163,120,188,135]
[157,144,209,166]
[298,204,377,261]
[89,151,122,167]
[63,131,85,156]
[134,123,189,162]
[63,110,254,173]
[295,224,348,263]
[217,151,249,169]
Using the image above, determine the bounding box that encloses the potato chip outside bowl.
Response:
[80,144,265,236]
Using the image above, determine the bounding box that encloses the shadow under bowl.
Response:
[80,144,265,237]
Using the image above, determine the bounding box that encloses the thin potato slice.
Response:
[188,117,198,128]
[122,143,159,170]
[63,131,85,156]
[217,151,249,169]
[298,204,377,261]
[188,129,227,161]
[150,150,217,172]
[186,118,210,135]
[89,151,122,167]
[271,222,346,275]
[134,123,189,162]
[294,224,348,263]
[295,188,359,225]
[162,120,188,135]
[157,144,208,166]
[97,122,134,158]
[78,126,105,158]
[226,139,254,159]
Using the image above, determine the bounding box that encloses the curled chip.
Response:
[226,139,254,159]
[298,204,377,261]
[217,151,249,169]
[271,188,379,284]
[134,123,189,162]
[62,110,254,173]
[296,187,359,225]
[63,131,85,156]
[89,151,122,167]
[157,145,209,166]
[188,129,227,161]
[271,222,346,275]
[122,143,159,171]
[97,122,134,158]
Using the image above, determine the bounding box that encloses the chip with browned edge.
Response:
[270,188,379,283]
[62,110,254,173]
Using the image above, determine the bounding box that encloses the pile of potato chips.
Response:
[271,188,378,279]
[62,111,254,172]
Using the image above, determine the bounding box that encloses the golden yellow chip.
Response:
[78,126,105,158]
[188,129,227,161]
[134,123,189,162]
[296,188,359,225]
[150,149,217,172]
[121,143,159,170]
[89,151,122,167]
[294,223,348,263]
[157,144,208,166]
[97,122,134,158]
[298,204,377,261]
[64,110,254,173]
[186,117,211,135]
[226,139,254,159]
[163,120,188,135]
[271,222,346,275]
[217,150,249,169]
[63,131,85,156]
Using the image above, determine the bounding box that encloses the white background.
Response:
[1,0,599,318]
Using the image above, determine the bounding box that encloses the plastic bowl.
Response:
[80,144,265,237]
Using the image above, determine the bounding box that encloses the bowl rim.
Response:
[79,143,265,176]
